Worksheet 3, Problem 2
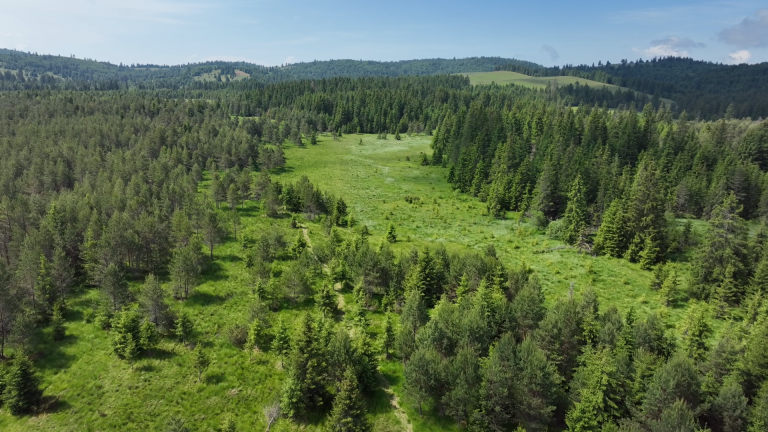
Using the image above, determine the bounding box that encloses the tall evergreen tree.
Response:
[563,174,589,245]
[2,353,42,415]
[325,367,370,432]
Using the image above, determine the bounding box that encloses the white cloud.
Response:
[726,50,751,64]
[638,45,688,58]
[719,9,768,48]
[649,36,705,49]
[284,56,297,64]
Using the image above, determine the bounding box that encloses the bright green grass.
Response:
[277,133,686,319]
[462,70,623,91]
[0,133,705,431]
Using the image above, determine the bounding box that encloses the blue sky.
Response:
[2,0,767,67]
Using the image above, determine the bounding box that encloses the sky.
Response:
[1,0,767,67]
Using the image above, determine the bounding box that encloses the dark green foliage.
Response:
[112,310,142,358]
[397,290,427,361]
[51,302,65,341]
[171,241,203,300]
[641,354,702,422]
[710,378,748,432]
[193,345,211,382]
[139,274,172,332]
[175,311,194,343]
[594,199,628,258]
[443,344,481,424]
[325,367,370,432]
[690,193,751,304]
[476,333,517,432]
[403,346,443,416]
[514,338,560,431]
[386,224,397,243]
[101,263,130,311]
[2,354,42,415]
[562,174,589,246]
[281,314,329,418]
[749,381,768,432]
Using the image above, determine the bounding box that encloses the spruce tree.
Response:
[749,382,768,432]
[101,263,130,311]
[711,377,748,432]
[139,319,159,354]
[386,224,397,243]
[397,290,427,361]
[124,333,138,369]
[403,347,442,416]
[2,353,42,415]
[271,318,291,367]
[325,367,370,432]
[562,174,589,246]
[175,311,194,343]
[690,193,750,303]
[594,199,628,258]
[51,302,65,341]
[476,333,517,432]
[193,345,210,382]
[532,158,560,219]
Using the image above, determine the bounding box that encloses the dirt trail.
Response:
[301,227,312,248]
[379,376,412,432]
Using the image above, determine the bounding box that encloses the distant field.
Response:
[462,70,623,91]
[193,69,250,82]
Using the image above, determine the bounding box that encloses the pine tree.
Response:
[532,158,560,219]
[397,289,427,361]
[51,302,65,341]
[594,199,628,258]
[325,367,370,432]
[380,314,395,359]
[244,319,263,360]
[749,382,768,432]
[403,347,442,416]
[2,353,42,415]
[476,333,517,432]
[681,304,712,363]
[514,338,559,431]
[193,345,211,382]
[101,263,130,311]
[171,242,202,300]
[690,193,750,303]
[386,224,397,243]
[711,378,748,432]
[563,174,589,246]
[175,311,194,343]
[124,333,138,369]
[139,319,159,354]
[271,318,291,367]
[315,284,337,317]
[139,274,172,332]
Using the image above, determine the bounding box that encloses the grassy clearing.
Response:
[193,69,250,82]
[0,133,703,431]
[462,70,623,91]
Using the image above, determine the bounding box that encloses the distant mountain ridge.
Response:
[0,48,538,86]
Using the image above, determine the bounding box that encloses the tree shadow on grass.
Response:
[204,372,226,385]
[202,261,227,282]
[187,291,227,306]
[40,395,72,415]
[30,332,79,372]
[216,253,242,264]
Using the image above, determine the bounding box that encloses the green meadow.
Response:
[0,132,704,431]
[462,70,623,91]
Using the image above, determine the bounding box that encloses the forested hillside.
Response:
[0,49,533,89]
[495,57,768,119]
[0,71,767,431]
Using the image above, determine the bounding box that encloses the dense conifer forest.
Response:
[495,58,768,119]
[0,52,767,431]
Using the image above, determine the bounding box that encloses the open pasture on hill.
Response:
[462,70,623,91]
